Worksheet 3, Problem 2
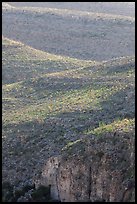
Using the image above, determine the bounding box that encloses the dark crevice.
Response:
[88,166,92,200]
[56,164,61,202]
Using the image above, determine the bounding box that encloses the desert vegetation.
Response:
[2,2,135,202]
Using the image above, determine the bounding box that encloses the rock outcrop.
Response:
[36,131,135,202]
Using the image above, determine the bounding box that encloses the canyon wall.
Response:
[36,131,135,202]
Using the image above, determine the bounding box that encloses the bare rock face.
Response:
[36,131,135,202]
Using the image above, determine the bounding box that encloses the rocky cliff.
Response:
[36,131,135,202]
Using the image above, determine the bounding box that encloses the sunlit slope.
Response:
[3,3,135,21]
[2,37,135,185]
[3,37,134,127]
[7,2,135,18]
[2,2,15,9]
[3,51,135,128]
[2,37,96,84]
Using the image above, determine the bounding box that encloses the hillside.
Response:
[2,3,135,61]
[7,2,135,17]
[2,2,135,202]
[2,37,135,201]
[2,36,95,85]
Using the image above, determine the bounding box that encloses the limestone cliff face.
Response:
[36,132,135,202]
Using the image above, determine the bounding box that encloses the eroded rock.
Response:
[37,131,135,202]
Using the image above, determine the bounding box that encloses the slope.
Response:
[2,37,135,188]
[2,3,135,61]
[2,36,95,85]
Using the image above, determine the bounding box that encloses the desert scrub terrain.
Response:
[2,2,135,202]
[2,36,95,85]
[2,3,135,61]
[7,2,135,16]
[2,36,135,191]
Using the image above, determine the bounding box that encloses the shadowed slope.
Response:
[2,37,135,187]
[2,3,135,61]
[2,36,97,85]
